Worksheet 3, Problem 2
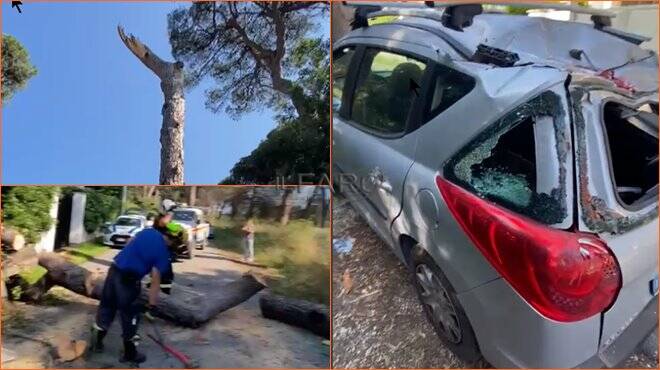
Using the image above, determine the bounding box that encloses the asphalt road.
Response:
[331,195,658,368]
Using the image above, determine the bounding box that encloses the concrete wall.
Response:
[33,193,60,253]
[69,192,89,244]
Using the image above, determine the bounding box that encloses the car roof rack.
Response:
[343,1,616,17]
[342,1,616,31]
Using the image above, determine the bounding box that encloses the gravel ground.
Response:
[331,195,658,368]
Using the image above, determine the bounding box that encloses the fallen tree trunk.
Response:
[38,253,264,327]
[5,274,52,302]
[259,292,329,338]
[38,253,105,298]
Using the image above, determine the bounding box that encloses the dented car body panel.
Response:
[333,8,658,368]
[570,86,658,365]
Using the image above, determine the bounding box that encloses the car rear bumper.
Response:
[458,277,658,368]
[577,295,658,368]
[457,278,602,368]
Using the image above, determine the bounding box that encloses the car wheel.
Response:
[411,245,481,363]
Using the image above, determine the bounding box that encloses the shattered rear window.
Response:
[444,92,569,226]
[603,101,658,207]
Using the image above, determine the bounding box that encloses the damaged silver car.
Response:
[332,2,658,368]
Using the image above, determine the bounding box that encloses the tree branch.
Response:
[117,25,169,79]
[273,4,286,62]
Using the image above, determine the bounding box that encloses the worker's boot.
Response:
[120,337,146,364]
[90,323,106,353]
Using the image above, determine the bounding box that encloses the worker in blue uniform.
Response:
[89,212,182,363]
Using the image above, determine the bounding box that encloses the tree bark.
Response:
[5,274,53,302]
[280,188,294,225]
[189,186,197,206]
[38,253,264,327]
[269,74,310,119]
[259,292,329,338]
[118,26,185,185]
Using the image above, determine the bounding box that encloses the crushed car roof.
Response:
[392,13,654,71]
[340,5,658,93]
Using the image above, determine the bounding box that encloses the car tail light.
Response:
[436,176,621,322]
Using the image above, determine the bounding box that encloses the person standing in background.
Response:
[242,219,255,262]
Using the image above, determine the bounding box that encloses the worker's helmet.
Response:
[161,199,177,214]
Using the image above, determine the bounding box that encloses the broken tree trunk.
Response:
[118,26,185,185]
[259,292,329,338]
[38,253,264,327]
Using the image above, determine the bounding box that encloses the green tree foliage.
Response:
[221,38,329,184]
[124,187,160,216]
[62,187,122,233]
[505,6,532,15]
[2,187,58,243]
[168,2,330,183]
[168,1,328,118]
[2,34,37,102]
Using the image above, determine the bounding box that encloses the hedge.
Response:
[2,187,59,243]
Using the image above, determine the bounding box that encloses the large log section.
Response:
[259,292,329,338]
[39,253,264,328]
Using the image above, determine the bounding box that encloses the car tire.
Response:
[410,245,482,364]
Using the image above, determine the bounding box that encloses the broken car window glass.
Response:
[351,49,426,134]
[332,47,355,113]
[460,117,537,209]
[445,92,569,225]
[603,102,659,207]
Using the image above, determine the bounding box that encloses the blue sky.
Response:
[2,2,325,184]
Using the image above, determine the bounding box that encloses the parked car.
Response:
[102,214,148,247]
[170,207,211,259]
[333,3,658,368]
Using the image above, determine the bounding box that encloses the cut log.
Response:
[2,227,26,252]
[145,272,264,328]
[5,274,52,302]
[38,253,264,327]
[259,292,329,338]
[38,253,105,299]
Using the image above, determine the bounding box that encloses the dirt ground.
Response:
[331,195,657,369]
[3,246,329,368]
